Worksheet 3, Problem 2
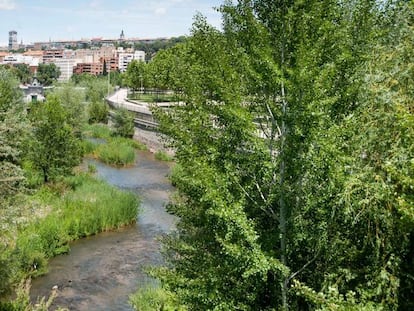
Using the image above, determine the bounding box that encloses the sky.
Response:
[0,0,223,46]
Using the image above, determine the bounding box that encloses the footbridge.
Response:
[106,88,162,130]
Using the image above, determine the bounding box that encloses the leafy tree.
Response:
[37,63,61,86]
[71,72,95,85]
[12,64,33,84]
[102,59,108,76]
[88,100,109,124]
[0,68,28,294]
[0,68,28,200]
[53,84,86,135]
[150,1,413,310]
[124,60,147,91]
[112,108,135,138]
[28,96,82,183]
[84,77,108,103]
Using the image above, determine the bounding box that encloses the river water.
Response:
[30,150,176,311]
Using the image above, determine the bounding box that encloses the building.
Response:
[20,77,50,103]
[8,30,18,50]
[0,51,9,62]
[43,49,64,63]
[54,58,78,82]
[118,50,145,72]
[73,62,103,76]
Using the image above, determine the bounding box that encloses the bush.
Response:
[82,123,112,139]
[154,151,174,162]
[129,286,186,311]
[88,101,109,124]
[95,139,136,166]
[112,108,135,138]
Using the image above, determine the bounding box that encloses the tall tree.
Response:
[28,95,82,183]
[53,83,86,136]
[151,1,412,310]
[124,60,147,91]
[0,68,28,200]
[37,63,61,86]
[0,68,28,294]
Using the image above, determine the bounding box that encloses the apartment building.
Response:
[43,49,63,63]
[54,58,79,82]
[118,50,145,72]
[73,62,103,76]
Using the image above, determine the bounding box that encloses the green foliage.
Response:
[2,173,139,288]
[0,279,64,311]
[0,68,28,199]
[13,63,33,84]
[82,123,112,139]
[52,84,86,135]
[112,108,135,138]
[37,63,60,86]
[27,96,82,183]
[154,151,173,162]
[129,286,186,311]
[94,138,136,166]
[124,60,147,91]
[88,100,109,124]
[150,1,414,310]
[133,36,187,61]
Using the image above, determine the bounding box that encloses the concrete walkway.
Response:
[106,88,172,154]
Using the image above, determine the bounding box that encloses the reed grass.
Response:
[9,173,139,285]
[82,123,112,139]
[154,150,174,162]
[95,139,136,166]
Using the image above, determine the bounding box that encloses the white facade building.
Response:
[53,58,79,82]
[118,50,145,72]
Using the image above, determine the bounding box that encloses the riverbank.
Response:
[0,172,139,308]
[29,152,176,310]
[133,127,175,159]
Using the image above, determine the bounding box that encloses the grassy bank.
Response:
[82,124,148,166]
[0,173,139,296]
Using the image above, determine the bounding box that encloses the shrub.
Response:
[112,108,135,138]
[82,123,112,139]
[154,150,173,162]
[129,286,186,311]
[95,139,136,166]
[3,174,139,292]
[88,101,109,124]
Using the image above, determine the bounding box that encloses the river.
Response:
[30,150,176,310]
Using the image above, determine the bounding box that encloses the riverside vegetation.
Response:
[124,1,414,310]
[0,70,142,309]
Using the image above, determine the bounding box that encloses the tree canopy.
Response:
[149,1,414,310]
[37,63,61,86]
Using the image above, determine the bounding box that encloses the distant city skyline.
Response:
[0,0,222,46]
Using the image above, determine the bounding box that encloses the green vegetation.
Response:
[0,62,143,305]
[0,280,64,311]
[129,286,185,311]
[94,138,136,166]
[37,63,61,86]
[135,1,414,310]
[27,95,83,183]
[88,100,109,124]
[83,123,112,139]
[82,123,148,166]
[0,173,139,294]
[132,36,187,61]
[112,108,135,138]
[154,150,173,162]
